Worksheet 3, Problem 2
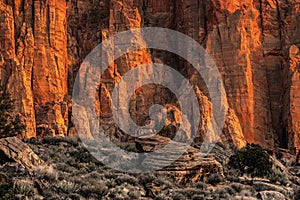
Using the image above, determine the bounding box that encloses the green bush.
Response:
[0,181,35,200]
[269,170,286,185]
[0,83,25,138]
[228,143,273,177]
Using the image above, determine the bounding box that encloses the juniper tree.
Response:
[228,143,273,177]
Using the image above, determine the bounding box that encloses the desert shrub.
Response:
[190,182,207,190]
[154,193,172,200]
[128,189,142,199]
[206,173,223,185]
[0,180,14,200]
[138,173,157,185]
[156,177,174,189]
[226,169,240,182]
[0,181,35,200]
[53,180,78,194]
[23,137,41,145]
[173,193,186,200]
[228,143,273,177]
[269,170,287,185]
[41,136,78,146]
[54,163,76,174]
[173,188,205,199]
[34,165,58,181]
[105,185,137,199]
[70,147,99,164]
[192,195,205,200]
[14,183,36,196]
[222,186,235,195]
[0,83,25,138]
[212,187,231,199]
[115,174,138,186]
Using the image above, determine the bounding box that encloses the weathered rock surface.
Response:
[0,0,68,138]
[0,137,44,171]
[0,0,300,152]
[253,181,294,197]
[136,135,224,183]
[258,191,285,200]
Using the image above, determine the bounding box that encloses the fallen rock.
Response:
[0,137,45,171]
[136,135,224,183]
[257,191,285,200]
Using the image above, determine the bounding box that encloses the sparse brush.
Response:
[34,165,58,181]
[14,183,36,196]
[115,174,138,186]
[192,194,205,200]
[41,136,79,146]
[78,184,109,198]
[269,170,287,185]
[54,180,78,194]
[154,193,172,200]
[128,188,142,199]
[0,181,35,200]
[206,173,224,186]
[173,192,186,200]
[212,187,231,199]
[70,147,100,164]
[191,182,207,190]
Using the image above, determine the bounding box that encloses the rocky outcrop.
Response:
[258,191,285,200]
[0,137,45,171]
[0,0,300,152]
[136,135,224,183]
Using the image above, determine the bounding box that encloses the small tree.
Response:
[228,143,273,177]
[0,83,25,138]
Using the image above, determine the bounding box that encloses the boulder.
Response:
[136,135,224,183]
[0,137,45,171]
[257,191,285,200]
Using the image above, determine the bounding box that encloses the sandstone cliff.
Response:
[0,0,299,151]
[0,0,68,138]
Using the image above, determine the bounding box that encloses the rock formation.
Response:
[0,137,45,171]
[0,0,299,151]
[135,134,224,183]
[0,0,68,138]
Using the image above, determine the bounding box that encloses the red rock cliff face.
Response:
[0,0,299,151]
[0,0,68,138]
